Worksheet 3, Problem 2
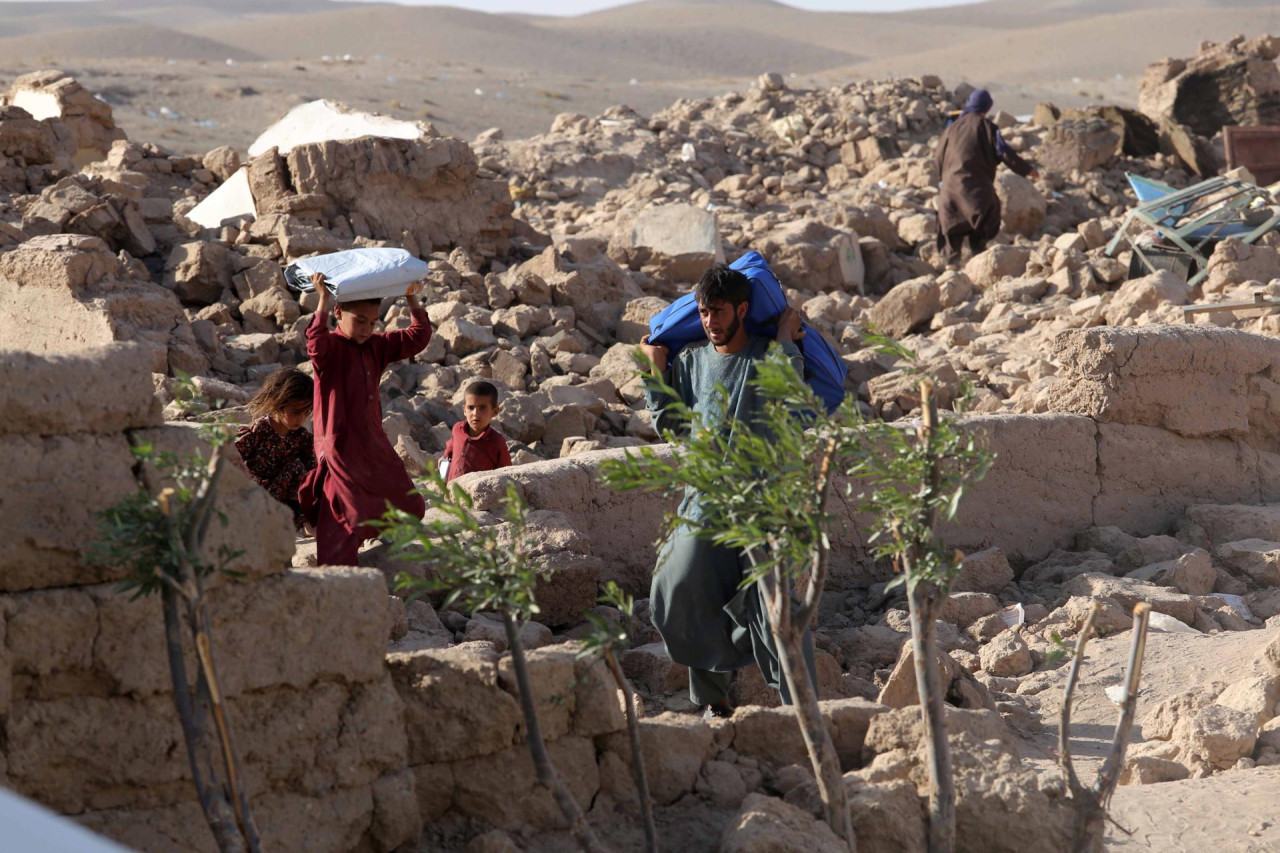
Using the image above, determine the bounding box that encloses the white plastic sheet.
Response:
[286,248,429,301]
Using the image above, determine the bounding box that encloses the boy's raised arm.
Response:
[306,274,335,367]
[379,292,432,365]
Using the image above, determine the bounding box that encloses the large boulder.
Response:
[1139,35,1280,137]
[1036,117,1120,173]
[994,172,1046,238]
[617,203,722,282]
[867,275,939,337]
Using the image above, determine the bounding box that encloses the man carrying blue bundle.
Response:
[638,264,817,719]
[935,88,1040,265]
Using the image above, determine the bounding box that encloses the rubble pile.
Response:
[7,36,1280,850]
[0,62,1237,460]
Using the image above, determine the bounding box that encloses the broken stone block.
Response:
[1120,756,1190,785]
[1170,704,1258,770]
[1038,118,1120,173]
[759,219,863,292]
[1103,270,1190,325]
[388,644,522,765]
[621,642,688,696]
[1214,674,1280,729]
[1190,505,1280,549]
[940,592,1001,629]
[165,241,234,305]
[978,630,1032,677]
[623,203,722,282]
[616,296,670,344]
[994,172,1046,238]
[1139,35,1280,137]
[963,245,1031,287]
[438,317,497,357]
[954,548,1014,594]
[635,712,715,805]
[1216,539,1280,585]
[9,70,124,161]
[0,344,160,436]
[1062,573,1197,624]
[877,642,995,711]
[720,793,847,853]
[866,275,939,337]
[1125,549,1216,596]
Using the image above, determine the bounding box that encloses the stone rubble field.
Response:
[7,33,1280,853]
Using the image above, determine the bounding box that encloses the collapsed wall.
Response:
[457,323,1280,589]
[242,132,515,263]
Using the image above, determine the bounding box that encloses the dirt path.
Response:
[1108,767,1280,851]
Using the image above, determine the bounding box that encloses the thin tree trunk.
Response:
[193,595,261,851]
[145,442,259,853]
[758,571,855,851]
[502,612,610,853]
[603,648,658,853]
[907,579,954,853]
[900,379,955,853]
[161,584,246,853]
[1062,603,1151,853]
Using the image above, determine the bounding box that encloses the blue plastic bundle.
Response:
[647,251,848,413]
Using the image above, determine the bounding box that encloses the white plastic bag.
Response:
[284,248,429,301]
[437,456,450,480]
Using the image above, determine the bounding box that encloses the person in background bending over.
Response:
[935,88,1039,266]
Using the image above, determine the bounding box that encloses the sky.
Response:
[0,0,985,9]
[336,0,982,12]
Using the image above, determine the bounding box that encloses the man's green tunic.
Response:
[644,335,817,705]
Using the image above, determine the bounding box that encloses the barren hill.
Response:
[0,22,263,63]
[2,0,1280,148]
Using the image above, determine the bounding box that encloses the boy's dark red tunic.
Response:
[300,306,432,565]
[443,420,511,483]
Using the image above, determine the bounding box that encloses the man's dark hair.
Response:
[465,380,500,406]
[695,264,751,308]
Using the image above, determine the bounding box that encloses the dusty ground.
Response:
[1025,630,1270,768]
[1109,768,1280,850]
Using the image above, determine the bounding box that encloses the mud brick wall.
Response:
[458,324,1280,585]
[0,343,417,853]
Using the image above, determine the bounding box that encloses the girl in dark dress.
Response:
[233,367,317,534]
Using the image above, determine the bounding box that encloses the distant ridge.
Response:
[0,23,263,62]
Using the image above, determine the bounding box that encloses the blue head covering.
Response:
[962,88,993,115]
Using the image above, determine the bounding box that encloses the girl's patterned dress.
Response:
[234,417,317,529]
